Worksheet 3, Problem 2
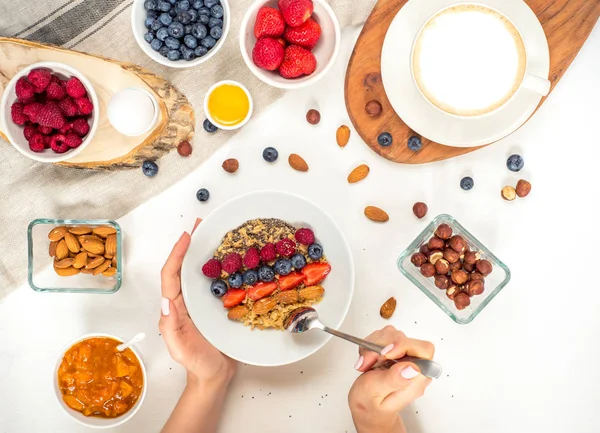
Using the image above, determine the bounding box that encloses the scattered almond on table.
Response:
[288,154,309,172]
[380,297,397,319]
[336,125,350,147]
[347,164,370,183]
[364,206,389,223]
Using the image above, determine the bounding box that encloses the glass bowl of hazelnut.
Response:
[397,214,510,324]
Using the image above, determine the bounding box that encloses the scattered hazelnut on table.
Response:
[411,252,428,267]
[420,262,436,278]
[454,293,471,310]
[428,236,445,250]
[435,275,450,290]
[501,186,517,201]
[443,249,460,263]
[516,179,532,198]
[435,223,453,240]
[222,158,239,173]
[476,260,493,276]
[467,280,485,296]
[446,286,459,300]
[449,235,467,253]
[413,202,428,219]
[177,140,193,157]
[428,250,444,265]
[306,109,321,125]
[435,259,450,275]
[451,270,468,285]
[463,251,480,265]
[365,100,382,117]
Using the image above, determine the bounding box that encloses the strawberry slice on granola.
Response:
[248,282,278,301]
[279,272,305,291]
[223,289,247,308]
[302,262,331,286]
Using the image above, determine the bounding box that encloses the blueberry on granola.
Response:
[243,270,258,286]
[210,279,228,297]
[228,272,243,289]
[308,243,323,260]
[291,253,306,270]
[258,265,275,282]
[274,258,293,276]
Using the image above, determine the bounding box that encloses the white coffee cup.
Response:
[411,3,550,117]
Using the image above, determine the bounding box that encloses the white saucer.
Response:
[381,0,550,147]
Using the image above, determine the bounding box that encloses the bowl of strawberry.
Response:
[240,0,340,89]
[1,62,98,163]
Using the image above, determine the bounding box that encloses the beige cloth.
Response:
[0,0,376,298]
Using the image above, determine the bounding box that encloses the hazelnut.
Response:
[420,262,436,278]
[451,270,468,285]
[449,235,467,253]
[411,252,428,267]
[443,249,460,263]
[306,109,321,125]
[470,272,485,282]
[428,236,445,250]
[463,262,476,272]
[446,285,459,300]
[428,250,444,265]
[413,202,428,219]
[449,260,462,271]
[365,100,382,117]
[516,179,532,198]
[222,158,239,173]
[467,280,485,296]
[419,244,430,255]
[177,140,193,157]
[435,275,450,290]
[476,260,493,276]
[435,223,453,240]
[454,293,471,310]
[435,258,450,275]
[463,251,481,265]
[501,186,517,201]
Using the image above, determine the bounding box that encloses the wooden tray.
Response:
[0,38,194,170]
[345,0,600,164]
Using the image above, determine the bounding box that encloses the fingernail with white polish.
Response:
[381,344,394,355]
[401,366,420,379]
[354,356,364,370]
[161,297,170,316]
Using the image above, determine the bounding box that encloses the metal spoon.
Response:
[116,332,146,352]
[285,307,442,379]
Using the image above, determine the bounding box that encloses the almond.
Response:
[78,235,103,244]
[364,206,389,222]
[276,290,299,305]
[54,258,74,269]
[93,259,111,276]
[73,252,88,269]
[348,164,370,183]
[227,306,250,321]
[380,297,397,319]
[64,233,80,253]
[56,239,69,260]
[253,297,277,315]
[48,226,68,242]
[80,268,94,275]
[69,226,92,235]
[85,256,105,270]
[222,158,239,173]
[49,241,58,257]
[82,239,105,255]
[288,154,309,172]
[105,234,117,257]
[336,125,351,147]
[93,226,116,238]
[299,286,325,301]
[102,267,117,277]
[54,266,81,277]
[112,257,117,267]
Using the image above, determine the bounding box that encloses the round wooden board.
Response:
[345,0,600,164]
[0,38,194,170]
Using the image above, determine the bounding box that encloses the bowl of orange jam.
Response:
[204,80,253,130]
[53,334,147,428]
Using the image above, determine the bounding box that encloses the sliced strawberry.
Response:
[279,272,305,291]
[222,289,246,308]
[247,282,278,301]
[302,262,331,286]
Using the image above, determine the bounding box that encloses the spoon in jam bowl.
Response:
[285,307,442,379]
[116,332,146,352]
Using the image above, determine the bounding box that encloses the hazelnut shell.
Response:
[451,270,468,285]
[467,280,485,296]
[434,275,450,290]
[428,250,444,265]
[435,258,450,275]
[449,235,467,253]
[516,179,532,198]
[443,249,460,263]
[476,260,493,276]
[411,252,428,267]
[435,224,453,240]
[413,202,428,219]
[420,262,436,278]
[454,293,471,310]
[428,237,445,251]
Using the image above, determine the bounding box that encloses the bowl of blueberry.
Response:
[132,0,229,67]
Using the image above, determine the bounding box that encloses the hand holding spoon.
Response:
[116,332,146,352]
[285,307,442,379]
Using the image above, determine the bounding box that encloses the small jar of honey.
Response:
[204,80,253,130]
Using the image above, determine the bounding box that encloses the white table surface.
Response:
[2,25,600,433]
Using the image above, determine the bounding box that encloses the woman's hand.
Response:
[348,326,435,433]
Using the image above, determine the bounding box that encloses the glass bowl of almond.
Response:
[28,219,122,293]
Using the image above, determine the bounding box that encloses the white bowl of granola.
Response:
[181,190,354,366]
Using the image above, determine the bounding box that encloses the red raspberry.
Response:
[23,124,37,141]
[27,68,52,93]
[38,125,54,135]
[50,134,69,154]
[65,133,83,148]
[71,118,90,137]
[59,122,73,134]
[276,238,296,257]
[23,102,42,121]
[43,135,52,148]
[58,98,78,117]
[28,133,45,152]
[76,97,94,115]
[260,243,277,262]
[202,258,222,278]
[294,228,314,245]
[222,253,243,274]
[35,103,66,129]
[10,102,27,125]
[66,77,87,99]
[15,77,35,102]
[46,80,66,100]
[243,247,260,269]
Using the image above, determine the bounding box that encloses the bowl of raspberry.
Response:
[240,0,341,89]
[132,0,230,68]
[0,62,99,163]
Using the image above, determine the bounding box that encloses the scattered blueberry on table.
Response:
[262,147,279,163]
[407,135,422,152]
[460,176,474,191]
[378,132,393,147]
[196,188,210,201]
[203,118,218,133]
[143,0,224,61]
[506,154,524,172]
[142,160,159,177]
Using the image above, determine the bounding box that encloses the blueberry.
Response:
[308,244,323,260]
[199,14,210,24]
[165,36,181,49]
[290,253,307,270]
[228,272,243,289]
[192,0,203,8]
[147,10,159,18]
[200,36,216,48]
[258,265,275,282]
[210,26,222,39]
[181,46,196,60]
[203,119,218,133]
[187,8,198,21]
[159,45,170,57]
[507,154,524,172]
[184,34,198,48]
[157,0,171,11]
[156,27,169,41]
[460,176,474,191]
[169,8,178,17]
[145,17,155,29]
[210,4,223,18]
[194,46,208,57]
[151,19,163,31]
[243,270,258,286]
[144,0,158,10]
[185,24,193,34]
[196,188,210,202]
[167,49,181,61]
[198,6,210,15]
[177,11,191,24]
[158,12,172,26]
[378,132,393,147]
[407,135,422,152]
[144,31,155,43]
[142,160,158,177]
[204,0,219,7]
[168,21,185,37]
[210,279,227,297]
[176,0,190,11]
[262,147,278,162]
[274,258,293,276]
[208,17,222,27]
[168,0,177,3]
[150,38,163,51]
[192,23,207,39]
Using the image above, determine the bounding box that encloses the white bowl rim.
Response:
[239,0,342,89]
[53,333,148,429]
[203,80,254,130]
[0,61,100,163]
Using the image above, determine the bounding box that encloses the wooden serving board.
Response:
[345,0,600,164]
[0,38,194,170]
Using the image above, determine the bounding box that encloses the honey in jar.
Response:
[206,82,251,128]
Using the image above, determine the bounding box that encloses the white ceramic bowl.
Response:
[239,0,341,89]
[203,80,254,130]
[181,191,355,366]
[53,333,147,429]
[0,62,99,163]
[131,0,230,68]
